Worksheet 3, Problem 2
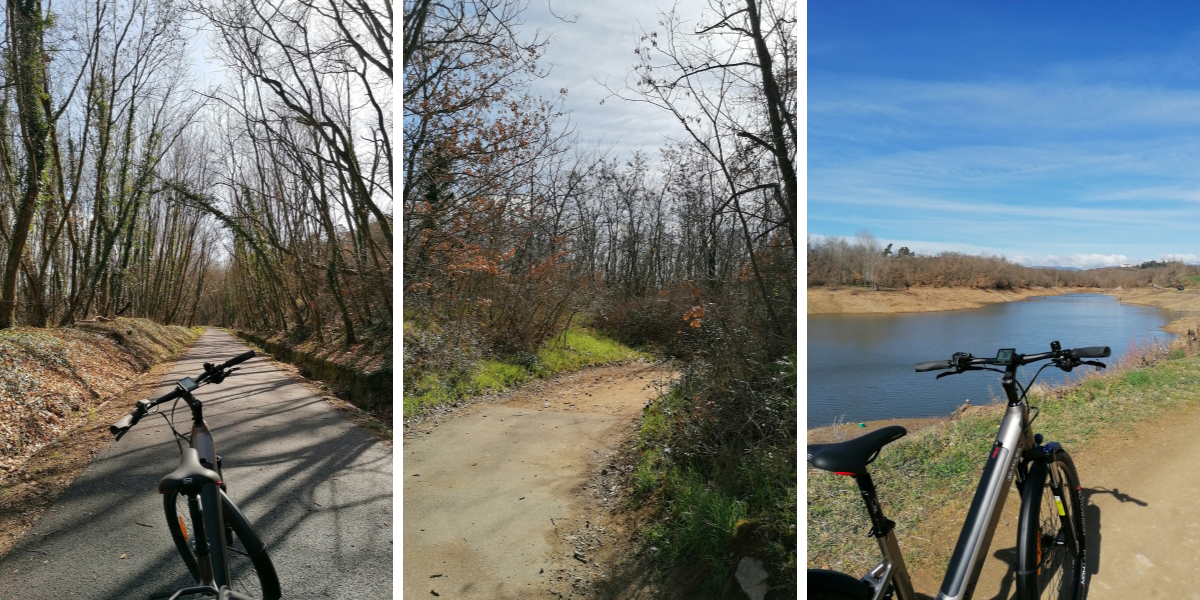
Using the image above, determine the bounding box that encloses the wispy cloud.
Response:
[1010,254,1132,269]
[810,52,1200,259]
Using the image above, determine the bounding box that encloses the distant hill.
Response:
[1029,265,1083,271]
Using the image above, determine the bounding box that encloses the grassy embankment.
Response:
[402,326,646,417]
[0,318,201,560]
[628,367,797,593]
[807,341,1200,579]
[231,329,391,415]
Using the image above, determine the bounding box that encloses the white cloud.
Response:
[1011,254,1131,269]
[521,0,716,160]
[1157,253,1200,264]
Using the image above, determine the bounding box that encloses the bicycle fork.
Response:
[185,484,232,588]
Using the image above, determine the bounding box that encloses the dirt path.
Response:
[403,362,671,599]
[898,403,1200,599]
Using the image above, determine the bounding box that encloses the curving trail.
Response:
[403,362,669,599]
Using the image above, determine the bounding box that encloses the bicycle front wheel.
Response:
[808,569,873,600]
[165,489,282,600]
[1016,449,1087,600]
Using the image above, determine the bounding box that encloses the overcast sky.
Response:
[518,0,711,160]
[810,1,1200,269]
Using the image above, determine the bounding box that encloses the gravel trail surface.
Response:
[404,362,669,599]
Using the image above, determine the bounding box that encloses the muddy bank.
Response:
[807,286,1079,314]
[806,403,999,444]
[1105,287,1200,334]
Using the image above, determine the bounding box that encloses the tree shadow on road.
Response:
[0,352,393,600]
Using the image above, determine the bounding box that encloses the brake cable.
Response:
[161,397,190,453]
[154,366,239,454]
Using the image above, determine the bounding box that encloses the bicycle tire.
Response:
[807,569,873,600]
[1016,449,1087,600]
[165,488,282,600]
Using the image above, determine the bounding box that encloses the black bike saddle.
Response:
[158,448,222,495]
[807,425,907,475]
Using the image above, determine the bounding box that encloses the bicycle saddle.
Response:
[807,425,907,475]
[158,448,222,495]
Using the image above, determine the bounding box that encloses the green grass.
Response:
[630,381,797,594]
[808,348,1200,578]
[536,329,642,374]
[403,328,647,416]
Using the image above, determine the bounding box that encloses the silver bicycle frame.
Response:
[934,401,1034,600]
[861,528,915,600]
[184,393,233,590]
[853,399,1034,600]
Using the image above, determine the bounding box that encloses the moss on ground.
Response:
[402,328,647,417]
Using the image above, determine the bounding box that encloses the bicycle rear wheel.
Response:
[1016,450,1087,600]
[165,489,282,600]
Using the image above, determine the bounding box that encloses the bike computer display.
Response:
[177,377,199,392]
[995,348,1015,365]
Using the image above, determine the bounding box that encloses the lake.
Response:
[807,293,1182,427]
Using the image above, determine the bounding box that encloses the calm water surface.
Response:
[807,294,1182,427]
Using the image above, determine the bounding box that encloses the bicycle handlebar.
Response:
[914,344,1110,373]
[915,360,953,372]
[221,351,256,371]
[110,351,255,438]
[110,408,141,439]
[1070,346,1111,359]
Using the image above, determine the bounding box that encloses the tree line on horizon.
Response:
[0,0,392,350]
[808,232,1200,290]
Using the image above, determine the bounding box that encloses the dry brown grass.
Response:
[0,325,201,561]
[0,318,199,478]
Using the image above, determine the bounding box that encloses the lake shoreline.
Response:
[806,405,1001,443]
[808,289,1188,429]
[809,284,1200,333]
[807,285,1078,314]
[1106,287,1200,334]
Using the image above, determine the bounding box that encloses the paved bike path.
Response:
[0,329,392,599]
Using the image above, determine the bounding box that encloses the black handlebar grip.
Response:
[1070,346,1111,359]
[222,350,256,369]
[110,409,140,436]
[915,360,953,372]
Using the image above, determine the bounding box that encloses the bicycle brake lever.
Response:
[1081,360,1106,369]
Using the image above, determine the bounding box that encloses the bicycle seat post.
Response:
[851,469,916,600]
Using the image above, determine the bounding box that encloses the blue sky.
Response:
[809,2,1200,268]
